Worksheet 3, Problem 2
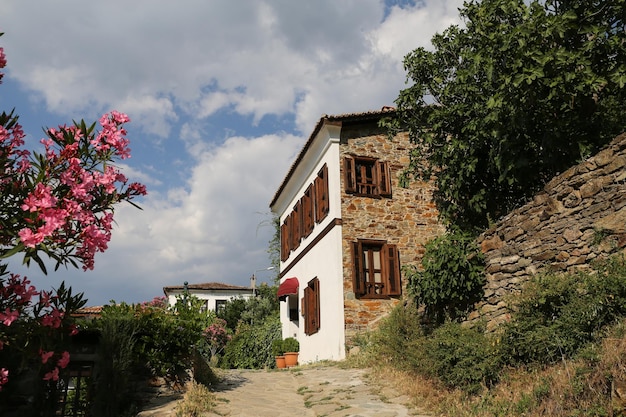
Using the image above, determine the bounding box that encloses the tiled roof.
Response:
[269,107,396,208]
[71,305,104,317]
[162,282,253,293]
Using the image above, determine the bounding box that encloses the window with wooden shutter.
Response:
[352,239,401,298]
[291,202,301,250]
[304,277,320,335]
[314,164,329,222]
[302,184,314,237]
[344,155,392,197]
[280,220,289,261]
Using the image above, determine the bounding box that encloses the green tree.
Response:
[387,0,626,232]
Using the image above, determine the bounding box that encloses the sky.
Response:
[0,0,464,306]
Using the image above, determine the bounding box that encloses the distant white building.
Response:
[163,282,255,314]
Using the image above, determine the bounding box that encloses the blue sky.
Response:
[0,0,463,306]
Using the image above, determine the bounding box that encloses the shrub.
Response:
[271,339,284,357]
[500,255,626,365]
[91,315,137,417]
[372,302,424,369]
[221,315,281,369]
[423,322,500,394]
[282,337,299,353]
[406,230,485,327]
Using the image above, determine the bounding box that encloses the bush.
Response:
[423,322,500,394]
[91,315,137,417]
[406,230,485,327]
[500,255,626,365]
[221,315,281,369]
[372,302,424,369]
[282,337,299,353]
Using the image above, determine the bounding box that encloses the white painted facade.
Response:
[273,122,347,363]
[163,283,254,314]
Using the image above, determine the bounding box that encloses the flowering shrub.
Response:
[203,319,231,359]
[0,31,146,408]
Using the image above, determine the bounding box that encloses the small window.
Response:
[303,278,320,335]
[215,299,227,314]
[352,240,401,298]
[344,156,392,197]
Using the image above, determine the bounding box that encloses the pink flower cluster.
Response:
[8,112,146,270]
[203,319,231,357]
[0,274,77,390]
[0,46,6,83]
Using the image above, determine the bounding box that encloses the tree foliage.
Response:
[405,230,485,326]
[386,0,626,232]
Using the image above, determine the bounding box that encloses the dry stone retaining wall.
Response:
[471,133,626,330]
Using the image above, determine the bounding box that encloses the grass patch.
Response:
[175,382,216,417]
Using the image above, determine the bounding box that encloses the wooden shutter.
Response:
[352,241,366,296]
[315,165,329,222]
[304,278,320,335]
[302,185,314,237]
[377,161,392,197]
[292,202,301,250]
[280,221,289,261]
[383,243,401,296]
[344,155,356,194]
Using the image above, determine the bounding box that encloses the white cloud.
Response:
[1,0,465,305]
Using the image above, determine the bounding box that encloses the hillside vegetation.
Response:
[352,255,626,416]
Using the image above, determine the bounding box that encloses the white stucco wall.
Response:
[166,289,254,313]
[275,122,347,363]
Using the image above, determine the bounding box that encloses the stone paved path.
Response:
[138,364,430,416]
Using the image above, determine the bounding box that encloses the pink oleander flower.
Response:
[43,367,59,381]
[41,308,63,329]
[69,323,79,336]
[0,368,8,391]
[18,227,45,248]
[57,351,70,369]
[0,308,19,326]
[21,183,57,212]
[40,349,54,364]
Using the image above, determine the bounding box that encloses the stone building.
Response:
[270,109,443,363]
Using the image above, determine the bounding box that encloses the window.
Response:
[352,240,401,298]
[314,165,329,222]
[302,184,315,238]
[344,155,391,197]
[215,299,227,314]
[280,164,329,261]
[303,277,320,335]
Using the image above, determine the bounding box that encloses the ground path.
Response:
[137,364,430,416]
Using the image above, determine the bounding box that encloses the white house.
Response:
[163,282,255,314]
[270,109,443,363]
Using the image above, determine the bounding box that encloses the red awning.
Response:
[277,277,299,300]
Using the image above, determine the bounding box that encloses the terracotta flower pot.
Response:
[275,355,286,369]
[284,352,298,367]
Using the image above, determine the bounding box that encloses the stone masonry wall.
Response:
[339,121,445,337]
[471,133,626,331]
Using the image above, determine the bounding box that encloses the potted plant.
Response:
[271,339,286,369]
[282,337,299,367]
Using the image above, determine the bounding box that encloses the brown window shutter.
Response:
[292,202,301,250]
[304,280,321,336]
[315,164,329,222]
[352,241,366,296]
[344,155,356,194]
[313,278,320,333]
[280,221,289,261]
[302,185,314,237]
[383,243,401,296]
[378,161,392,197]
